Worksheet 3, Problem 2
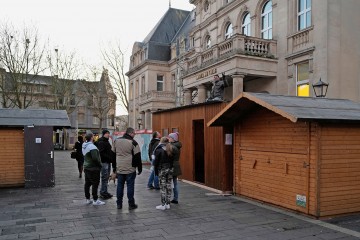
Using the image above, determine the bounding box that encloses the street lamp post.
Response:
[137,116,142,130]
[312,78,329,98]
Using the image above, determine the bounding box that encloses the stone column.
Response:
[197,84,207,103]
[183,89,192,105]
[232,74,245,99]
[145,110,151,130]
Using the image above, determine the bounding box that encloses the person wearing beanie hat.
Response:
[97,129,114,199]
[168,132,182,204]
[102,129,110,136]
[168,133,178,142]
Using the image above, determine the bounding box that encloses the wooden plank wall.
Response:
[152,102,230,191]
[319,124,360,217]
[309,122,320,216]
[0,129,24,187]
[235,108,317,214]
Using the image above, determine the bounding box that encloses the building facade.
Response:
[127,0,360,129]
[0,68,116,149]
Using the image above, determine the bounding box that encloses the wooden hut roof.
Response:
[208,92,360,126]
[0,109,71,127]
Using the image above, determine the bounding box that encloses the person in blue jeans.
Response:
[147,131,161,190]
[111,128,142,210]
[168,132,182,204]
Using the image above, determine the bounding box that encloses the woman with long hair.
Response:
[154,137,174,210]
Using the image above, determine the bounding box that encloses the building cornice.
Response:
[285,47,316,60]
[126,60,170,77]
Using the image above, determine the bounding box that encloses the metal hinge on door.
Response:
[303,162,310,168]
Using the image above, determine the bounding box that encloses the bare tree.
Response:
[101,42,128,113]
[0,24,46,108]
[83,67,116,132]
[42,48,84,113]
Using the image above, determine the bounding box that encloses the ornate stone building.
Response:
[0,68,116,149]
[127,0,360,129]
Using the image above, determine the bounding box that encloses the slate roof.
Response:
[0,109,71,127]
[171,10,195,42]
[208,92,360,126]
[143,8,190,44]
[142,8,190,61]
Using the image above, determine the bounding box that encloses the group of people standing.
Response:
[73,128,182,210]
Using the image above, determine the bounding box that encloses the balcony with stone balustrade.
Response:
[287,26,314,56]
[183,33,277,76]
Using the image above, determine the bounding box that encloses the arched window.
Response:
[205,35,211,49]
[261,0,272,39]
[242,13,251,36]
[225,23,233,39]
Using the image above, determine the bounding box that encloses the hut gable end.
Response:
[208,93,360,127]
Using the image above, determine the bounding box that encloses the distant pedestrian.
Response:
[112,127,142,210]
[147,131,161,190]
[74,135,84,178]
[82,133,105,206]
[154,137,174,210]
[168,132,182,204]
[97,129,114,199]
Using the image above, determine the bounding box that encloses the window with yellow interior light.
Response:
[296,62,310,97]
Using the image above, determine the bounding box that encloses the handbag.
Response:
[70,151,77,159]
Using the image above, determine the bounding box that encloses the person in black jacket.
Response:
[147,131,161,189]
[154,137,174,210]
[97,129,114,199]
[74,136,84,178]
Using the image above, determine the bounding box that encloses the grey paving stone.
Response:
[0,234,19,240]
[1,226,36,235]
[107,229,165,240]
[16,218,46,225]
[0,151,359,240]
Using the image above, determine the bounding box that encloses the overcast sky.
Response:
[1,0,193,64]
[1,0,194,114]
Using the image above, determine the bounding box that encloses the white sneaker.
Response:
[165,204,170,209]
[156,204,166,210]
[92,199,105,206]
[85,199,93,204]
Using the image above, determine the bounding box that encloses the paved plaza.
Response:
[0,151,359,240]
